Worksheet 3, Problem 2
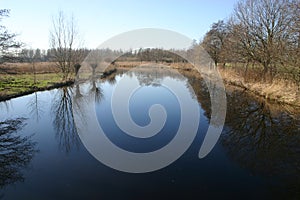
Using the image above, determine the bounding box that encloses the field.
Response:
[0,62,59,74]
[0,73,62,93]
[0,62,70,101]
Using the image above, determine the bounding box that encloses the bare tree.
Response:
[201,20,229,67]
[286,0,300,90]
[0,9,22,63]
[49,11,83,81]
[231,0,294,82]
[87,49,103,76]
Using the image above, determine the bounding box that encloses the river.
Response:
[0,68,299,199]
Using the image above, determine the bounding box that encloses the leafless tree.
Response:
[49,11,83,81]
[87,49,103,76]
[286,0,300,90]
[0,9,22,63]
[201,20,229,67]
[231,0,295,82]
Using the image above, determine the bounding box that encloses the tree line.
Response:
[200,0,300,85]
[18,48,186,63]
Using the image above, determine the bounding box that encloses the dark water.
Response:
[0,69,299,199]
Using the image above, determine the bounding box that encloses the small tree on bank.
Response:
[49,11,83,81]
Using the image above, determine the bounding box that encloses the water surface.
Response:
[0,69,299,199]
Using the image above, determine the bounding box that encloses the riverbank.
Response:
[1,61,299,107]
[0,62,65,101]
[218,67,300,107]
[0,80,74,101]
[0,73,74,101]
[114,61,300,108]
[0,64,117,101]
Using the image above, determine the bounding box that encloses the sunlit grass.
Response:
[0,73,64,97]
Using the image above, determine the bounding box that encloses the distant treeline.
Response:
[17,48,188,63]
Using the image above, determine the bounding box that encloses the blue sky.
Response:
[1,0,238,49]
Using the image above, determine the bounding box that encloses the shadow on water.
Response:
[221,87,300,198]
[179,71,300,198]
[0,118,37,196]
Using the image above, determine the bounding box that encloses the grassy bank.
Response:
[0,73,73,101]
[0,62,118,101]
[217,67,300,107]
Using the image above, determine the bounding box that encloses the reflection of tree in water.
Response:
[221,88,300,198]
[0,101,13,114]
[185,74,211,114]
[0,118,37,189]
[181,72,300,197]
[89,78,104,103]
[135,70,164,86]
[27,92,44,122]
[101,70,117,85]
[89,68,300,197]
[107,75,116,85]
[54,82,104,152]
[124,67,186,87]
[74,83,83,99]
[52,87,80,153]
[94,85,104,103]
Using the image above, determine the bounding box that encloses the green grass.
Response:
[0,73,67,98]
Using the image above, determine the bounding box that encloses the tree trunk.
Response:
[244,62,249,82]
[92,67,96,77]
[263,63,268,82]
[32,61,36,85]
[269,65,275,83]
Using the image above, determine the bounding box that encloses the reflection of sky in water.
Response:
[0,70,299,199]
[96,73,183,153]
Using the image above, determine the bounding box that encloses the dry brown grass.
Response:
[218,67,300,106]
[0,62,59,74]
